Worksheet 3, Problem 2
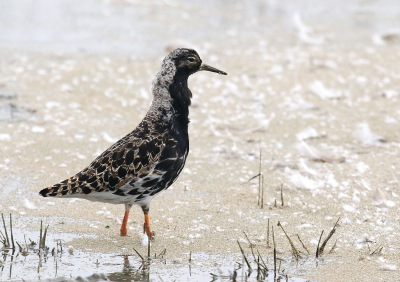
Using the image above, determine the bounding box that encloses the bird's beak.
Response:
[199,64,227,75]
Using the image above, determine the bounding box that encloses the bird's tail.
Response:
[39,177,79,197]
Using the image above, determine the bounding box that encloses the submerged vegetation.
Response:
[0,213,63,277]
[128,216,339,281]
[0,213,334,280]
[225,218,338,281]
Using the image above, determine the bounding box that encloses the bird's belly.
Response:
[67,190,154,206]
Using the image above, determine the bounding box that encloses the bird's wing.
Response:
[39,130,167,197]
[113,130,188,199]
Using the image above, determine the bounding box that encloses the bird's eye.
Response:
[187,57,196,63]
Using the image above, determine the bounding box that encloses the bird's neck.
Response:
[149,73,191,128]
[168,73,191,120]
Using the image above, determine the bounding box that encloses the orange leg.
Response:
[144,213,152,239]
[120,210,129,236]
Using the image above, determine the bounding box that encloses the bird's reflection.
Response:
[82,256,150,282]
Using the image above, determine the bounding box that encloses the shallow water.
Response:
[1,228,311,281]
[1,253,311,282]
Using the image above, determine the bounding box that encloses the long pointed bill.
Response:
[199,63,227,75]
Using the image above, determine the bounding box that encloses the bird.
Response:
[39,48,227,239]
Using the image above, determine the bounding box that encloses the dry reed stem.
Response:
[243,231,255,248]
[256,249,269,271]
[258,149,262,206]
[370,245,383,255]
[237,240,252,272]
[39,220,43,249]
[277,221,300,259]
[261,174,264,208]
[272,226,277,276]
[158,248,166,257]
[9,214,15,250]
[318,217,340,255]
[133,247,145,261]
[297,234,310,254]
[328,240,337,254]
[316,230,324,258]
[1,213,10,247]
[267,218,270,248]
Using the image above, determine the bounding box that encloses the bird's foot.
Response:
[143,222,154,240]
[120,227,128,236]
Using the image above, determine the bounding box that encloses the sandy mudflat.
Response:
[1,1,400,281]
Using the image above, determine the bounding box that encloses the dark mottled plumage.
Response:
[39,48,227,238]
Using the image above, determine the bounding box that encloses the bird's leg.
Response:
[141,205,152,240]
[144,213,152,239]
[120,211,129,235]
[120,203,133,236]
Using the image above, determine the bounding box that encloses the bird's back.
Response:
[39,116,189,204]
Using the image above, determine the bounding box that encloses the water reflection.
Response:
[1,249,310,282]
[104,256,150,282]
[77,256,308,282]
[0,224,309,281]
[0,250,149,282]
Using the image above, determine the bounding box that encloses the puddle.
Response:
[1,251,311,282]
[1,228,311,281]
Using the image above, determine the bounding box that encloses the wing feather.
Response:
[39,125,167,197]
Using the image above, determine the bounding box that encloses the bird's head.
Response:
[164,48,227,76]
[152,48,227,119]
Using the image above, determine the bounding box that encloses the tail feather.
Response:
[39,169,108,197]
[39,176,84,197]
[39,185,58,197]
[39,179,73,197]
